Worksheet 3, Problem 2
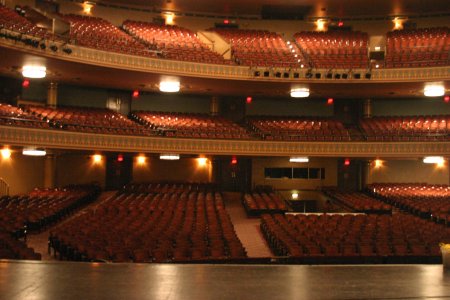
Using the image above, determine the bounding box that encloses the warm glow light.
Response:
[132,90,139,98]
[444,95,450,103]
[117,154,124,162]
[165,14,174,25]
[424,84,445,97]
[1,148,11,159]
[160,154,180,160]
[374,159,383,168]
[374,46,381,51]
[22,65,46,78]
[327,98,334,105]
[231,156,238,165]
[197,157,208,167]
[423,156,445,164]
[22,147,46,156]
[393,17,404,30]
[159,81,180,93]
[246,96,252,104]
[291,88,310,98]
[344,158,351,166]
[22,80,30,88]
[137,155,146,165]
[292,192,299,200]
[338,21,344,27]
[83,2,93,14]
[92,154,102,163]
[316,19,327,31]
[289,157,309,163]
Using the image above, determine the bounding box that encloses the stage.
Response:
[1,261,449,299]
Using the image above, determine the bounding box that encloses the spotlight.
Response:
[353,73,361,79]
[342,73,348,79]
[326,73,332,79]
[254,71,260,77]
[50,45,58,52]
[275,72,281,78]
[1,148,11,159]
[263,71,270,77]
[305,71,313,78]
[39,43,46,50]
[293,72,299,78]
[335,73,341,79]
[283,72,289,78]
[365,73,371,79]
[315,73,321,79]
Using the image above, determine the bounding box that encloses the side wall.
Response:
[0,153,45,194]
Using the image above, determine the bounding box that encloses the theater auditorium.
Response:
[0,0,449,299]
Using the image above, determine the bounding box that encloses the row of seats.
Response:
[0,230,41,260]
[210,28,303,68]
[49,188,247,263]
[132,111,251,139]
[323,188,392,214]
[294,31,369,69]
[360,115,450,141]
[1,103,448,142]
[386,27,449,68]
[0,185,100,235]
[123,20,230,64]
[25,105,153,136]
[1,5,447,69]
[123,182,217,194]
[247,116,352,141]
[261,213,449,264]
[243,192,288,216]
[367,183,450,224]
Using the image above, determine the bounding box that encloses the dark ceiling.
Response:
[96,0,450,18]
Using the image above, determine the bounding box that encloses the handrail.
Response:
[0,177,9,196]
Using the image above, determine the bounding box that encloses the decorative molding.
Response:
[1,29,449,82]
[1,126,449,157]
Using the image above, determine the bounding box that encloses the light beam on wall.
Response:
[290,88,309,98]
[160,154,180,160]
[289,157,309,163]
[22,65,46,78]
[22,147,46,156]
[159,81,180,93]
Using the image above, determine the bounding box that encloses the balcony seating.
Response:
[293,31,369,69]
[210,28,302,68]
[132,111,251,139]
[0,185,100,235]
[261,213,449,264]
[25,105,152,136]
[0,103,50,129]
[367,183,450,223]
[243,192,288,216]
[385,27,449,68]
[62,14,153,57]
[247,116,351,141]
[360,115,450,141]
[122,20,230,64]
[323,188,392,214]
[0,4,48,38]
[123,182,216,194]
[49,184,247,263]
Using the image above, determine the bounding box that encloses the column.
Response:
[363,98,372,118]
[44,154,56,188]
[210,96,219,116]
[47,82,58,107]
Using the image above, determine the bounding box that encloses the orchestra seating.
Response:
[260,213,449,264]
[62,14,153,57]
[385,27,449,68]
[323,188,392,214]
[360,115,450,141]
[49,185,247,263]
[25,105,152,136]
[0,185,100,234]
[132,111,251,139]
[0,4,48,38]
[367,183,450,224]
[293,31,369,69]
[122,20,230,64]
[211,28,302,68]
[247,116,351,141]
[0,230,41,260]
[243,192,288,216]
[0,102,50,129]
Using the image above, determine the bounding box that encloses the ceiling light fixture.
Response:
[159,81,180,93]
[289,157,309,163]
[22,65,46,78]
[160,154,180,160]
[22,147,46,156]
[424,84,445,97]
[423,156,445,164]
[290,88,310,98]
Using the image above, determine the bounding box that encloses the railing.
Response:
[0,28,449,82]
[0,177,9,196]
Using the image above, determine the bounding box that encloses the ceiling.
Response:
[96,0,450,18]
[1,46,447,99]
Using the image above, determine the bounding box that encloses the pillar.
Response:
[44,154,56,188]
[363,99,372,118]
[210,96,219,116]
[47,82,58,107]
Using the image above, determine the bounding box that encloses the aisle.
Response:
[223,192,273,258]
